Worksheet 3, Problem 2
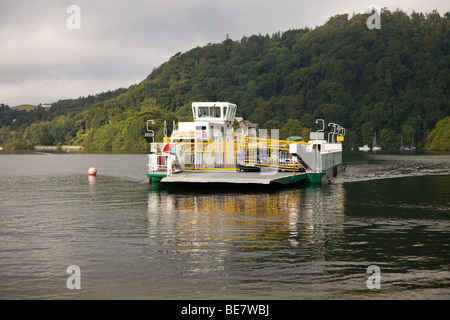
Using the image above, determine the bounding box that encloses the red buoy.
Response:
[88,167,97,176]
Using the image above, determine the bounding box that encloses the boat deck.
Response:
[154,170,319,185]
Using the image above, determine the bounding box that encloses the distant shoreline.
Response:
[33,145,84,151]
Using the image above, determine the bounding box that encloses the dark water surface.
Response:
[0,151,449,299]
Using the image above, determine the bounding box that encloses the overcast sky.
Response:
[0,0,448,106]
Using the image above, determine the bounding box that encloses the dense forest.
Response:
[1,9,449,151]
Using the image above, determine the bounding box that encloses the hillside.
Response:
[0,9,449,151]
[12,104,38,111]
[425,116,450,151]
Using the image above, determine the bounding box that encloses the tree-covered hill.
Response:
[1,9,449,151]
[425,116,450,151]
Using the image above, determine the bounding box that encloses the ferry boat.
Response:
[146,102,345,186]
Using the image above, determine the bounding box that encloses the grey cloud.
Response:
[0,0,448,106]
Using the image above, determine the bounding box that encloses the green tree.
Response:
[401,124,415,146]
[361,122,375,145]
[52,118,75,145]
[249,101,273,126]
[425,116,450,151]
[0,126,11,146]
[23,122,54,146]
[379,128,396,149]
[280,119,303,139]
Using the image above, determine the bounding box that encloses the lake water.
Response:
[0,151,449,300]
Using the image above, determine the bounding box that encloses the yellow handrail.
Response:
[173,137,303,171]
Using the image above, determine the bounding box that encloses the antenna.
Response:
[164,121,167,138]
[328,123,335,143]
[315,119,325,132]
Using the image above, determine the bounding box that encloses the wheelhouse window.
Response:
[198,106,222,118]
[229,107,236,120]
[212,106,221,118]
[198,107,209,118]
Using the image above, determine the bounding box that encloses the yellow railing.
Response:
[241,137,309,170]
[180,142,238,170]
[174,137,310,171]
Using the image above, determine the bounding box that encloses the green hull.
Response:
[306,172,326,183]
[147,173,167,182]
[270,173,307,185]
[147,171,325,185]
[271,172,324,185]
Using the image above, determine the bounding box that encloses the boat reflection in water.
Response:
[146,185,346,275]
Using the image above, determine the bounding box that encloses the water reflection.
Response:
[1,153,448,299]
[146,185,346,258]
[88,175,96,193]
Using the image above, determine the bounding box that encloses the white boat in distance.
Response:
[359,145,370,151]
[372,131,381,151]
